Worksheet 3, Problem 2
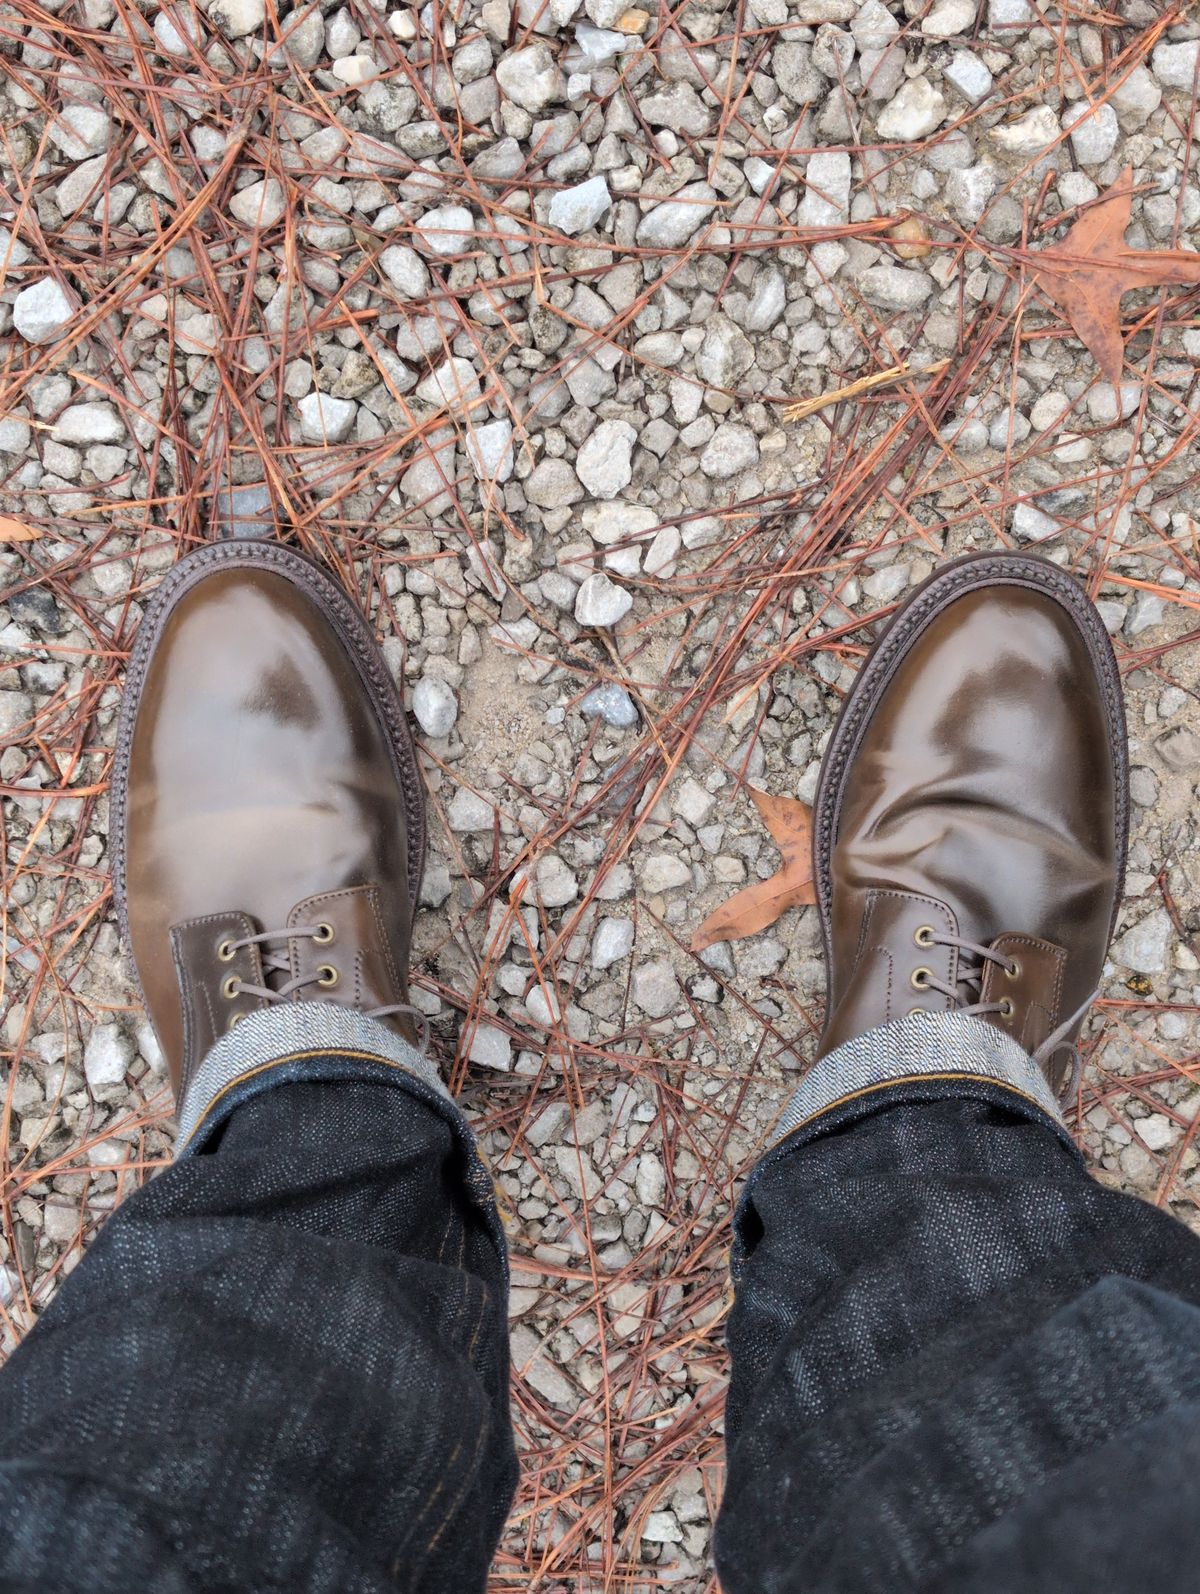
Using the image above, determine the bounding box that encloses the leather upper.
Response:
[819,581,1124,1092]
[121,563,417,1098]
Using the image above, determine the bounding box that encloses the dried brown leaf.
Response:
[1030,166,1200,386]
[691,788,816,951]
[0,516,42,543]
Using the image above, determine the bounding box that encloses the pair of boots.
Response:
[117,540,1123,1124]
[1,538,1171,1594]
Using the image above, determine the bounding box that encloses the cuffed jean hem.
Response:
[174,1001,505,1273]
[732,1012,1082,1277]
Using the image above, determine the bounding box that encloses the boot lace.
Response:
[218,922,430,1050]
[913,927,1094,1078]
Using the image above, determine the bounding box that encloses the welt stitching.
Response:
[814,559,1129,936]
[109,541,428,1010]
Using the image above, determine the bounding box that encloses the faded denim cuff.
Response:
[173,1001,505,1270]
[771,1010,1067,1147]
[175,1001,457,1156]
[731,1012,1081,1277]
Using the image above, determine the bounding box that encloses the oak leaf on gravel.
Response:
[1029,166,1200,386]
[691,788,815,950]
[0,517,41,542]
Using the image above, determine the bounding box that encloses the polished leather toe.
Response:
[114,544,424,1098]
[815,556,1127,1090]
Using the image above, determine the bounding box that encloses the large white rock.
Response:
[465,418,515,482]
[230,178,286,228]
[636,182,717,248]
[297,393,356,443]
[582,500,657,546]
[876,77,946,141]
[0,416,31,454]
[700,421,758,479]
[859,264,933,310]
[1153,39,1200,91]
[497,43,566,111]
[285,3,324,64]
[84,1023,134,1087]
[47,104,111,160]
[1061,100,1119,166]
[415,357,481,412]
[632,958,677,1018]
[154,8,201,54]
[448,787,493,831]
[1111,66,1161,130]
[990,105,1059,156]
[577,419,636,497]
[413,677,458,738]
[1111,909,1172,975]
[921,0,974,35]
[13,278,74,344]
[209,0,265,35]
[945,49,993,101]
[54,402,124,443]
[575,571,632,627]
[414,203,474,256]
[548,175,611,236]
[946,162,998,224]
[468,1023,511,1072]
[592,917,634,969]
[851,0,898,49]
[56,154,107,217]
[799,150,851,228]
[378,244,430,298]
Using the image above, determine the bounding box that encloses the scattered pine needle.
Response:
[782,359,951,423]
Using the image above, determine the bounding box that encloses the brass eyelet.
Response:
[914,925,935,948]
[908,1006,925,1018]
[998,996,1015,1019]
[221,974,241,1000]
[227,1010,244,1030]
[911,967,932,991]
[317,964,339,988]
[217,939,236,963]
[1005,958,1022,981]
[312,922,335,946]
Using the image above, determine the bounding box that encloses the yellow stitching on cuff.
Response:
[180,1048,425,1152]
[763,1072,1057,1158]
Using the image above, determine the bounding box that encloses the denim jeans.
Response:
[1,1006,1199,1592]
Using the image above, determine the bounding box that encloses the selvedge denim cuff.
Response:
[770,1010,1067,1150]
[175,1001,457,1155]
[729,1011,1080,1281]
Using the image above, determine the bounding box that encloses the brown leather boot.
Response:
[813,553,1128,1096]
[111,540,427,1105]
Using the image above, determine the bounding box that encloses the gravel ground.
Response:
[3,0,1200,1585]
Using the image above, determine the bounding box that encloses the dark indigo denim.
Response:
[0,1072,515,1594]
[717,1086,1200,1593]
[2,1062,1200,1592]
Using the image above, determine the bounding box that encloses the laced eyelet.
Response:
[998,996,1015,1019]
[913,925,935,948]
[217,939,236,963]
[221,975,240,1000]
[312,922,335,946]
[910,967,932,991]
[317,964,340,988]
[1005,958,1022,981]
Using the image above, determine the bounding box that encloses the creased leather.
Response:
[819,577,1124,1089]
